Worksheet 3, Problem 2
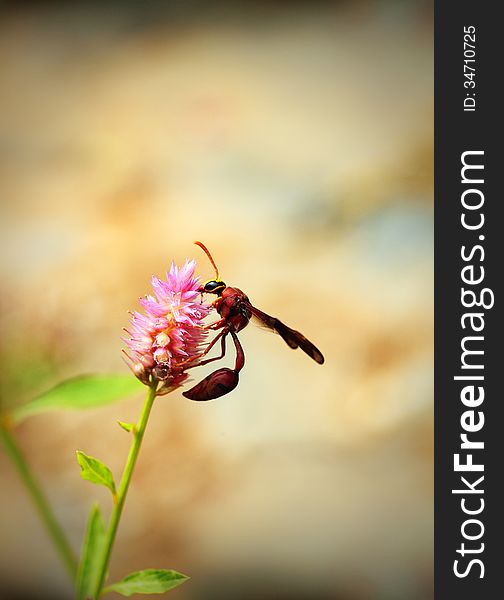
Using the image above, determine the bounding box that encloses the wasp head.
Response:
[201,279,226,295]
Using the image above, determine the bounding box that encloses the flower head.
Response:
[123,259,210,394]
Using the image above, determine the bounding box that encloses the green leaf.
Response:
[102,569,189,597]
[77,451,116,497]
[12,374,142,423]
[118,421,134,433]
[76,504,107,600]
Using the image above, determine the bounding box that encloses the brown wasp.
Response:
[182,242,324,401]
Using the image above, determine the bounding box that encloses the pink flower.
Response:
[123,259,211,394]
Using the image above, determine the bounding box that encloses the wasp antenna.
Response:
[194,241,220,279]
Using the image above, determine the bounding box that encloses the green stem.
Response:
[93,381,158,598]
[0,417,78,580]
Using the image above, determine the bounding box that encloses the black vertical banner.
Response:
[435,2,502,599]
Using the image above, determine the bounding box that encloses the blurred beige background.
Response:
[0,1,432,599]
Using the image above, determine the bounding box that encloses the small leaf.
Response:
[12,374,142,423]
[118,421,134,433]
[76,504,107,600]
[102,569,189,597]
[77,451,116,497]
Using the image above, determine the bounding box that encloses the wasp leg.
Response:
[177,327,227,368]
[185,328,229,369]
[204,317,227,331]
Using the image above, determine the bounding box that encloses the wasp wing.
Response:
[247,304,324,364]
